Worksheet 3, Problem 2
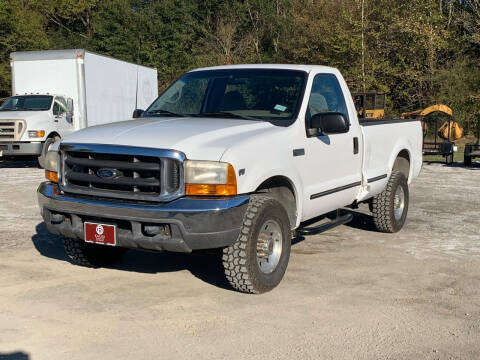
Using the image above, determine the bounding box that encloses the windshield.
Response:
[144,69,307,122]
[0,95,53,111]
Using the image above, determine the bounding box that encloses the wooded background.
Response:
[1,0,479,131]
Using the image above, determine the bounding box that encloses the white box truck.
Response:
[0,49,158,167]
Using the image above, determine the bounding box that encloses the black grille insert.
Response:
[61,148,183,202]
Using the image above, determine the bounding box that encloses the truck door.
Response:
[300,73,363,221]
[53,96,74,136]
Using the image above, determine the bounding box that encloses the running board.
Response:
[297,213,354,236]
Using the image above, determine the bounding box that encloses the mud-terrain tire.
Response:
[63,237,126,267]
[38,136,60,169]
[222,195,291,294]
[372,171,409,233]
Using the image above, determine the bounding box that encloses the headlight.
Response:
[28,130,46,138]
[184,160,237,196]
[44,151,59,183]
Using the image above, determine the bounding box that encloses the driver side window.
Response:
[307,74,349,122]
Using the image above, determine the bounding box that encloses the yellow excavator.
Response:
[353,92,386,119]
[401,104,463,164]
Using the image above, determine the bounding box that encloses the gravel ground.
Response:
[0,159,479,360]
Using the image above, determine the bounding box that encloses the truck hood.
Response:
[63,117,275,160]
[0,110,48,121]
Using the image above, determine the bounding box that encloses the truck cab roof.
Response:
[190,64,339,74]
[12,93,63,97]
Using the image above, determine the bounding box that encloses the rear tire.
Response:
[222,195,291,294]
[38,136,60,169]
[372,171,409,233]
[63,237,126,268]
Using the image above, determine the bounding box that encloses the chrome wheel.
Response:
[394,186,405,221]
[256,219,283,274]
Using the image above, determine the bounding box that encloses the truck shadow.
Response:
[338,210,377,231]
[0,156,40,169]
[0,352,30,360]
[32,222,233,291]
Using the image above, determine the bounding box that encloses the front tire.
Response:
[38,136,60,169]
[63,237,126,268]
[372,171,409,233]
[222,195,291,294]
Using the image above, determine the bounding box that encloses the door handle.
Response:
[353,137,359,154]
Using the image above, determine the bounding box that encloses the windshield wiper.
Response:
[145,109,185,117]
[196,112,257,120]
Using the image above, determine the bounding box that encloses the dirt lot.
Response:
[0,159,479,360]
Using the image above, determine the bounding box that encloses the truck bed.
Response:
[358,118,423,201]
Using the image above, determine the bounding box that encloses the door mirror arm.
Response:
[132,109,144,118]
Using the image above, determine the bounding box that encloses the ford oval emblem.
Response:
[97,168,120,179]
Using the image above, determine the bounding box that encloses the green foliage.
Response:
[0,0,479,133]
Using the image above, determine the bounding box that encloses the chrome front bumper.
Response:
[37,182,250,252]
[0,142,43,156]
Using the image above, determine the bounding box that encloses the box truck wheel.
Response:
[38,135,60,169]
[222,195,291,294]
[372,171,409,233]
[446,153,454,165]
[63,237,126,268]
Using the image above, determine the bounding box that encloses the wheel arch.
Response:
[392,149,411,181]
[46,131,61,140]
[255,175,299,230]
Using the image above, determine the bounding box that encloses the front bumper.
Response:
[37,182,250,252]
[0,141,43,156]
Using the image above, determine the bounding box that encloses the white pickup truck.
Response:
[37,64,422,293]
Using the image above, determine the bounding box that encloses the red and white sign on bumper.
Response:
[84,222,116,246]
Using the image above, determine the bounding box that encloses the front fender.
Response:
[222,148,305,228]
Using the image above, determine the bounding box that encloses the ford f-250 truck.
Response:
[37,65,422,293]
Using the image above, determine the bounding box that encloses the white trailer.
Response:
[0,49,158,166]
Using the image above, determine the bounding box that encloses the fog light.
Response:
[142,224,171,237]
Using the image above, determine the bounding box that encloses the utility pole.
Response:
[361,0,366,93]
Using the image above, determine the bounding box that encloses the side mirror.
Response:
[66,98,74,122]
[309,112,349,136]
[132,109,144,118]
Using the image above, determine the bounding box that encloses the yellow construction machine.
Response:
[353,92,386,119]
[401,104,463,164]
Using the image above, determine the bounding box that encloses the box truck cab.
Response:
[0,49,158,167]
[0,93,74,164]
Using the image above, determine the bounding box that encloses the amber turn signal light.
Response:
[185,164,237,196]
[45,170,58,183]
[28,130,46,138]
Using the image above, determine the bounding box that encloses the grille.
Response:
[0,120,26,141]
[60,144,184,202]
